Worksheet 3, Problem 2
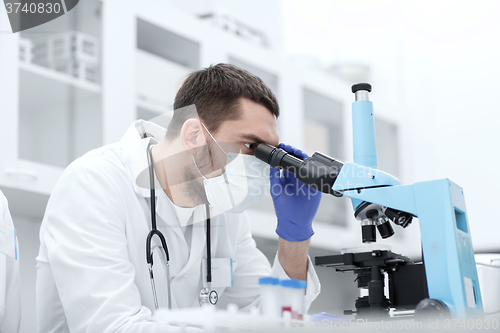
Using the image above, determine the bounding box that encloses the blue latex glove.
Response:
[270,143,322,242]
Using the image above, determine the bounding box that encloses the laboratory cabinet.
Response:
[135,17,199,118]
[0,0,104,218]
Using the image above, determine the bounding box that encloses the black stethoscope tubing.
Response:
[205,204,212,284]
[146,142,170,263]
[145,140,214,309]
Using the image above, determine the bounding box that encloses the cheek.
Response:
[210,150,228,171]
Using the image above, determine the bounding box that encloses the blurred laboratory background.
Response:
[1,1,499,331]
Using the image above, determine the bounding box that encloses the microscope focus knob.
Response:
[415,298,450,319]
[352,83,372,93]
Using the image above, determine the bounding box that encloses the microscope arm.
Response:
[332,162,417,216]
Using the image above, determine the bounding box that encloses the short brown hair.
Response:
[166,63,279,140]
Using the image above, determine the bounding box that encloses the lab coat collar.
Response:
[120,120,167,198]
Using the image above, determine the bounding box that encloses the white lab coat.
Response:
[36,120,320,333]
[0,191,21,333]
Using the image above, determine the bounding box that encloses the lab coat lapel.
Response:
[178,217,205,277]
[170,216,206,307]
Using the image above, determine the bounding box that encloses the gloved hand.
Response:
[270,143,322,242]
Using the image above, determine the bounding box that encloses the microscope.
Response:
[255,83,483,319]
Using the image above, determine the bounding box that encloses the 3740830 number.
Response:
[5,2,61,14]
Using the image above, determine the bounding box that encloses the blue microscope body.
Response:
[255,83,483,318]
[331,84,483,318]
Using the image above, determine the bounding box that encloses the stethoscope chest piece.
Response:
[199,287,218,306]
[209,290,218,305]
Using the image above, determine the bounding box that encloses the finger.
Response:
[281,168,292,181]
[292,148,309,160]
[279,143,309,160]
[269,167,282,186]
[269,167,283,199]
[308,186,320,196]
[278,143,293,153]
[281,169,303,191]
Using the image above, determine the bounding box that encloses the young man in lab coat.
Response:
[0,190,21,332]
[36,64,322,332]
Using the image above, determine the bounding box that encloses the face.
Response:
[210,98,279,155]
[181,98,279,204]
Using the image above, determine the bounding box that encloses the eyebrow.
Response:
[239,133,266,144]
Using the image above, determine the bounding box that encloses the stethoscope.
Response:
[145,139,218,311]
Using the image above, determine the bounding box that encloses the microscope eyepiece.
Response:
[255,143,344,196]
[255,144,304,170]
[254,143,276,165]
[351,83,372,93]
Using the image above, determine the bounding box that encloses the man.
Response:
[0,190,21,332]
[36,64,322,332]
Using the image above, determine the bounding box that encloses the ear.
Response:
[179,118,206,151]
